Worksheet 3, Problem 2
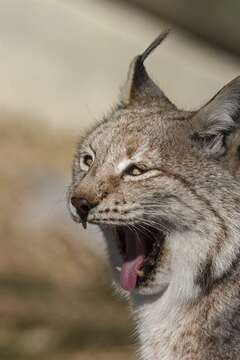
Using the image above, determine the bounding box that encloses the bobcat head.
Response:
[68,32,240,299]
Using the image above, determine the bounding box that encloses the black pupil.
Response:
[85,155,92,166]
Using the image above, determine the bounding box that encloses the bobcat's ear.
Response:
[192,76,240,157]
[121,31,175,110]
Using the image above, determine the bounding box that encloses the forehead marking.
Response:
[131,142,149,162]
[117,158,132,173]
[116,142,149,173]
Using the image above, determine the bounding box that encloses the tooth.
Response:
[116,266,122,272]
[136,270,145,277]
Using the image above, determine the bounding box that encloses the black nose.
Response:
[71,196,93,228]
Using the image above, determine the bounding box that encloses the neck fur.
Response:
[130,215,240,360]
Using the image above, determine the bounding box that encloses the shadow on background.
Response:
[121,0,240,57]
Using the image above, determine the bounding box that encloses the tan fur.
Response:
[68,33,240,359]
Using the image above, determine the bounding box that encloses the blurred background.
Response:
[1,1,240,359]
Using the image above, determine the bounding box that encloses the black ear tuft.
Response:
[121,31,175,109]
[140,31,170,63]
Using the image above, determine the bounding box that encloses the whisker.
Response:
[131,223,155,242]
[137,217,171,234]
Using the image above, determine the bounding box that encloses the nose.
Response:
[70,196,94,228]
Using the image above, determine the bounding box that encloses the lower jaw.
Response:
[114,274,168,297]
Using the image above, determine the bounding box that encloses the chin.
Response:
[101,223,170,297]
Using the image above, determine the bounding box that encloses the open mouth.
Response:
[116,225,165,291]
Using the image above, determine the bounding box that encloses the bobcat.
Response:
[68,32,240,359]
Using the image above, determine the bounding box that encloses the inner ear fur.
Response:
[191,76,240,157]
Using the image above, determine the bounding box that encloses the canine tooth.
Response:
[116,266,122,272]
[136,270,145,277]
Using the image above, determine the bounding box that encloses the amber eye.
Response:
[125,165,145,177]
[83,154,93,167]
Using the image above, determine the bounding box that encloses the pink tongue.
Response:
[120,232,145,291]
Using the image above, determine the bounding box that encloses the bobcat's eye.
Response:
[80,154,94,171]
[84,155,93,167]
[124,165,146,177]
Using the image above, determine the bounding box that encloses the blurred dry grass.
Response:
[0,115,135,359]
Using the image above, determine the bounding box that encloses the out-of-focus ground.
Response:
[0,117,135,359]
[1,0,240,359]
